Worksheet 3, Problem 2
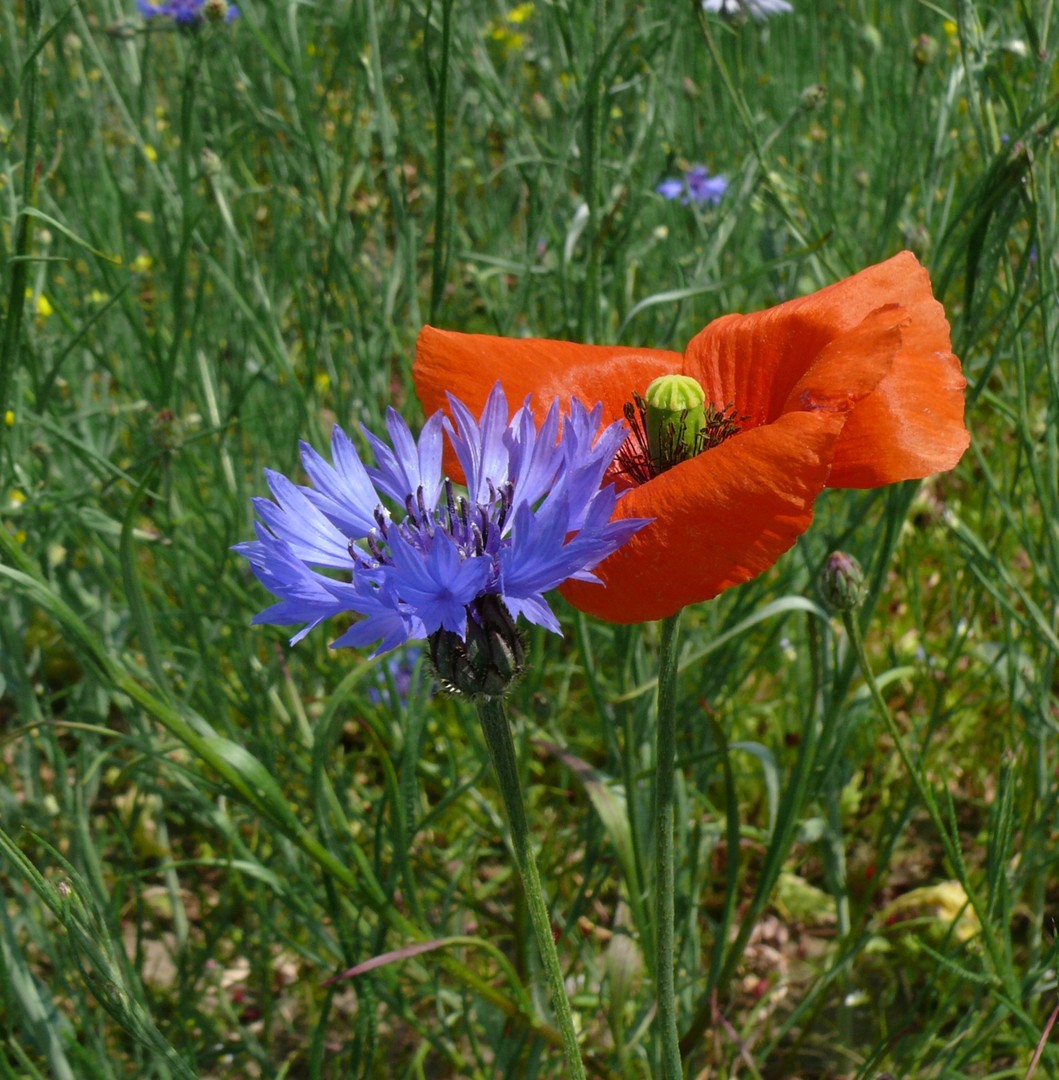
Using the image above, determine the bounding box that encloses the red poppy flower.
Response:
[414,252,968,623]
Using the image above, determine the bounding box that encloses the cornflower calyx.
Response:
[614,374,745,485]
[430,594,526,699]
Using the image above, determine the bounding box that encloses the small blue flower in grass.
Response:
[368,646,424,707]
[656,166,728,207]
[236,384,649,697]
[137,0,239,27]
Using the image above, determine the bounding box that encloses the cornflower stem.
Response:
[475,696,587,1080]
[654,610,684,1079]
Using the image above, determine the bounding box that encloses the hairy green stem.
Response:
[654,610,684,1078]
[476,696,587,1080]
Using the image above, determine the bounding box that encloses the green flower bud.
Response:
[799,83,828,112]
[912,34,938,70]
[644,374,707,472]
[204,0,229,24]
[820,551,867,612]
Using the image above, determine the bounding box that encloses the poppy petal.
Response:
[560,409,848,623]
[826,322,968,488]
[782,304,907,415]
[416,326,682,428]
[682,249,962,442]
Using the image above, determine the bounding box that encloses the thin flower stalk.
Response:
[478,696,588,1080]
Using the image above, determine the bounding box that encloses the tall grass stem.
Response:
[0,0,42,460]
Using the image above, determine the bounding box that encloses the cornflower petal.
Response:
[299,426,380,538]
[331,615,416,658]
[254,471,355,569]
[366,409,444,511]
[330,585,425,657]
[235,526,358,644]
[656,178,686,201]
[445,383,512,504]
[386,531,493,637]
[504,397,564,519]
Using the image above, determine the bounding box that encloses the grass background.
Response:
[1,0,1057,1076]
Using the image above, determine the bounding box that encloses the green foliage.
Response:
[1,0,1057,1075]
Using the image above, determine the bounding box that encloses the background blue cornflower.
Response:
[235,384,647,660]
[368,646,425,707]
[656,165,728,206]
[137,0,240,26]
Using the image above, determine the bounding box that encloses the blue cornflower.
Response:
[702,0,794,20]
[236,384,647,694]
[137,0,239,26]
[656,166,728,206]
[368,646,424,707]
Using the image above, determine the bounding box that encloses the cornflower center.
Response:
[613,374,746,486]
[348,477,514,569]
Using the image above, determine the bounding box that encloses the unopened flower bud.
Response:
[644,374,707,472]
[859,25,883,55]
[912,34,938,69]
[820,551,867,612]
[201,147,222,177]
[800,83,827,111]
[203,0,229,24]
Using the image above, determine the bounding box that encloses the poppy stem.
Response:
[654,610,685,1079]
[476,696,588,1080]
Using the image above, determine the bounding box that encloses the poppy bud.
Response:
[644,374,707,472]
[912,34,938,69]
[203,0,230,23]
[429,595,526,699]
[820,551,867,612]
[799,83,828,112]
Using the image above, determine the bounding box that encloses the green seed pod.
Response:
[644,374,707,472]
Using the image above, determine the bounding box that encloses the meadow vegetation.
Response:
[1,0,1057,1075]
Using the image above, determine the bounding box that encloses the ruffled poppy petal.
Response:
[782,304,908,415]
[829,343,971,488]
[414,253,967,623]
[683,251,967,482]
[416,326,682,427]
[560,409,849,623]
[826,320,968,487]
